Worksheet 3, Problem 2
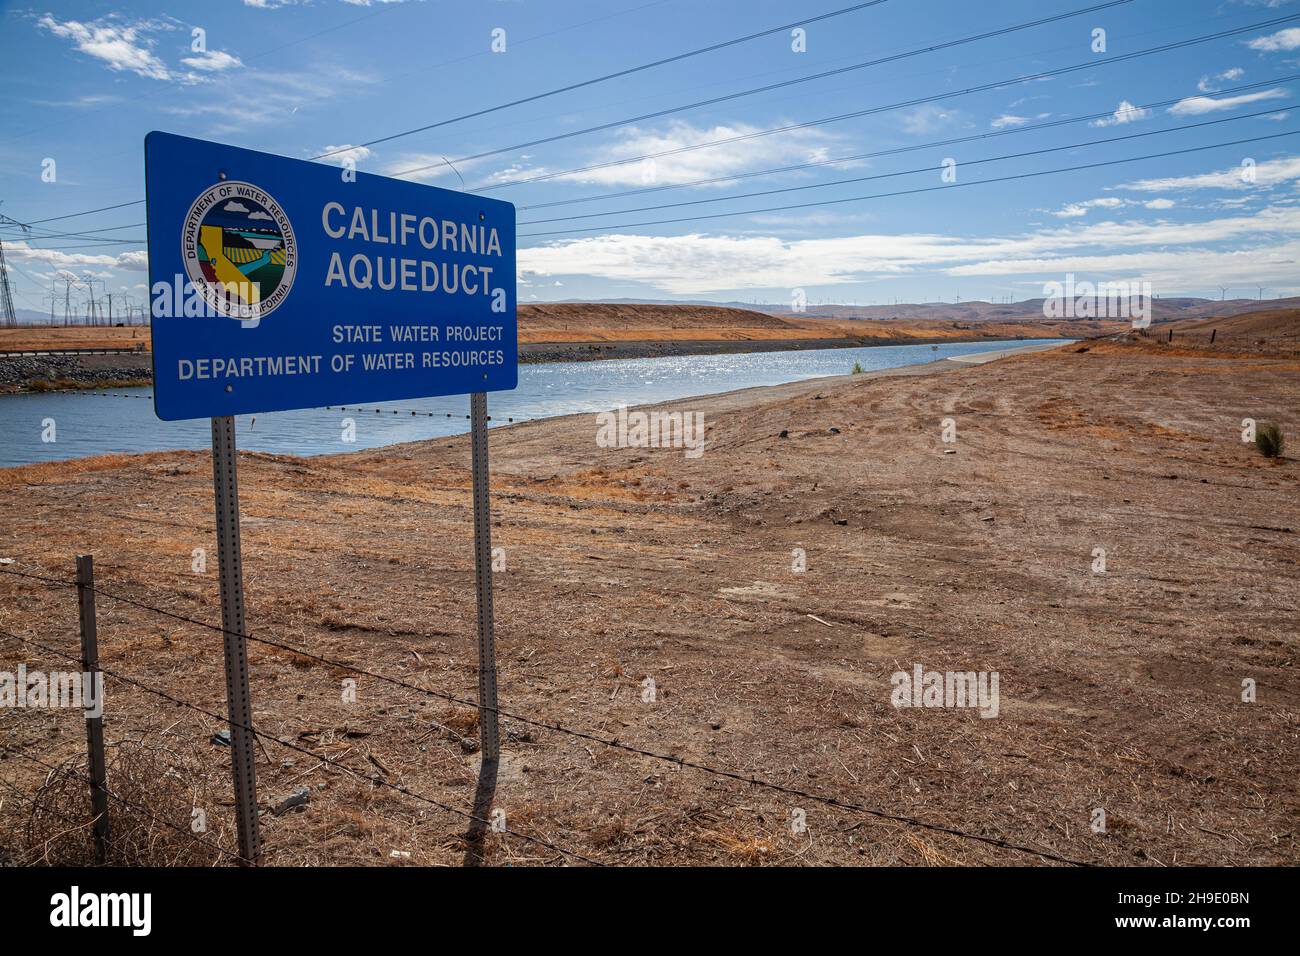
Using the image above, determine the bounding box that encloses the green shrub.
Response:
[850,361,865,375]
[1256,423,1285,458]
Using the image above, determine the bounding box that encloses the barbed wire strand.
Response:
[0,623,603,866]
[1,566,1093,865]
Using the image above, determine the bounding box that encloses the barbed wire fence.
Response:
[0,563,1093,867]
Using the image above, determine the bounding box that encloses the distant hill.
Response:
[760,297,1300,325]
[519,302,796,331]
[528,296,1300,325]
[1170,306,1300,336]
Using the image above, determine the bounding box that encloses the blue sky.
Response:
[3,0,1300,314]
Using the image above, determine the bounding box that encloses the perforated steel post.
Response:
[210,415,262,865]
[75,554,110,865]
[470,393,500,762]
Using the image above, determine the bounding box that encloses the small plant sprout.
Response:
[851,360,865,375]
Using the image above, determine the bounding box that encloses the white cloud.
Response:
[1115,155,1300,191]
[37,14,173,81]
[1051,197,1124,218]
[394,121,849,189]
[158,65,380,132]
[1197,67,1245,92]
[7,244,147,271]
[991,114,1029,129]
[181,49,243,72]
[1246,27,1300,52]
[318,144,373,168]
[224,201,250,213]
[1168,88,1288,115]
[901,104,957,135]
[519,203,1300,295]
[1091,100,1151,127]
[1144,198,1176,209]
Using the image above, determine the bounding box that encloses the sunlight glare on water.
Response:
[0,340,1063,466]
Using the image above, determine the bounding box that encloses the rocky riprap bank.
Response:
[0,354,152,392]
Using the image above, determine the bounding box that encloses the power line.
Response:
[28,8,1296,232]
[515,74,1300,210]
[23,200,145,227]
[520,108,1293,225]
[314,1,893,160]
[0,222,146,242]
[520,129,1300,236]
[462,11,1300,190]
[0,565,1095,865]
[391,0,1139,179]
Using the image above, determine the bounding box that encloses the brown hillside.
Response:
[1172,307,1300,336]
[518,302,797,331]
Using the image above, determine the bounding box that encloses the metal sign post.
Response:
[211,415,262,865]
[470,392,500,765]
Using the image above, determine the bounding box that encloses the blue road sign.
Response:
[144,132,516,420]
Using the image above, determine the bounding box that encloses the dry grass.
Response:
[13,739,225,867]
[0,342,1295,867]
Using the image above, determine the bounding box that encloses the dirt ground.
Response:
[1,339,1296,867]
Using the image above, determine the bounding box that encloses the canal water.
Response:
[0,339,1062,466]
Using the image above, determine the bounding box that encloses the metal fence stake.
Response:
[75,554,110,865]
[210,415,262,865]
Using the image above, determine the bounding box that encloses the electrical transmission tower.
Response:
[0,238,17,327]
[0,203,32,327]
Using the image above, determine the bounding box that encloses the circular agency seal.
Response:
[181,182,297,320]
